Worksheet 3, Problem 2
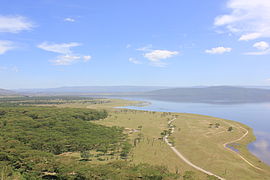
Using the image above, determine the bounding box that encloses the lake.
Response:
[118,97,270,165]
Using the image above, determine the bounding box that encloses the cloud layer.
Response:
[144,50,179,67]
[38,42,81,54]
[245,41,270,55]
[0,40,15,55]
[253,41,269,50]
[214,0,270,41]
[38,42,91,65]
[0,15,33,33]
[64,18,75,22]
[205,47,232,54]
[144,50,179,61]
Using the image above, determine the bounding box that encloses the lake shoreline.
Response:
[113,97,270,167]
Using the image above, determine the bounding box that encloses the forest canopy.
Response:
[0,106,177,179]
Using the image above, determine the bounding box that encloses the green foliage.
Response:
[215,123,220,128]
[120,142,132,159]
[160,130,168,137]
[0,106,130,178]
[0,107,114,154]
[228,126,233,131]
[56,161,178,179]
[80,151,91,160]
[0,96,111,106]
[0,105,178,179]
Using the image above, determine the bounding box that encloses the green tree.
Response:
[80,151,90,160]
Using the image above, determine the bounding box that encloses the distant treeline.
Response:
[0,96,94,101]
[0,96,111,106]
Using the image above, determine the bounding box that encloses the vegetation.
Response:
[228,126,233,131]
[1,97,270,179]
[0,96,111,107]
[0,105,178,179]
[89,99,270,180]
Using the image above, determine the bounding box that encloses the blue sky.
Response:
[0,0,270,89]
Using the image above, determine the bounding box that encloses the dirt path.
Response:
[164,118,225,180]
[223,125,264,171]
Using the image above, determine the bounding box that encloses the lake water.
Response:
[118,97,270,165]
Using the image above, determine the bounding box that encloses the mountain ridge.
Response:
[0,88,19,96]
[140,86,270,103]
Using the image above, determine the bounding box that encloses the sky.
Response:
[0,0,270,89]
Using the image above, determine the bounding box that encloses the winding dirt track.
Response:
[164,118,226,180]
[223,125,264,171]
[165,117,267,180]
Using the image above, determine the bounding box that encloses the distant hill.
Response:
[15,86,169,95]
[242,86,270,89]
[140,86,270,104]
[0,88,19,96]
[12,86,270,104]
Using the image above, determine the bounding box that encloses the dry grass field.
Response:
[57,98,270,179]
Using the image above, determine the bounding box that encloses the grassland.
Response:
[79,98,270,180]
[0,102,179,179]
[8,97,269,179]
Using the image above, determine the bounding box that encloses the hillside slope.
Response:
[15,86,168,95]
[0,88,19,96]
[142,86,270,103]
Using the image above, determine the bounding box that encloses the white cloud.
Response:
[126,44,131,48]
[51,55,81,66]
[128,57,142,64]
[205,47,232,54]
[0,15,32,55]
[83,55,91,62]
[51,55,92,65]
[245,41,270,55]
[144,50,179,61]
[253,41,269,50]
[0,40,15,55]
[214,0,270,41]
[239,33,262,41]
[136,44,153,51]
[64,18,75,22]
[134,45,179,67]
[38,42,92,66]
[144,50,179,67]
[0,15,33,33]
[38,42,81,54]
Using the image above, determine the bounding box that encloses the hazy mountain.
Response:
[15,86,169,95]
[242,86,270,89]
[0,88,19,96]
[139,86,270,104]
[12,86,270,104]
